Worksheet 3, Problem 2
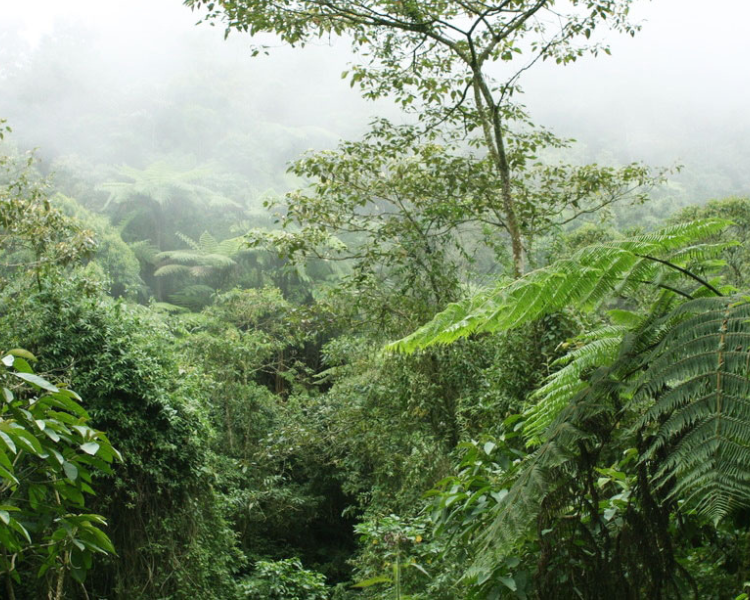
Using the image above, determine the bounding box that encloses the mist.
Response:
[1,0,749,208]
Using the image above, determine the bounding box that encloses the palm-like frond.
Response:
[154,232,240,278]
[483,295,750,557]
[99,162,240,210]
[399,218,750,576]
[128,240,160,264]
[387,219,733,353]
[523,325,628,442]
[150,301,190,314]
[479,364,624,558]
[153,264,192,277]
[638,296,750,520]
[168,284,216,311]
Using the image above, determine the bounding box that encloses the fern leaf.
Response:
[176,232,201,252]
[155,250,203,264]
[524,327,627,441]
[638,296,750,520]
[154,264,191,277]
[198,231,219,255]
[388,219,731,354]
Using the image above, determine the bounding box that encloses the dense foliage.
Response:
[2,2,750,598]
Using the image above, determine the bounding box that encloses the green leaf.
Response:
[44,428,61,443]
[13,372,59,393]
[0,465,18,485]
[388,219,731,353]
[499,576,517,591]
[10,358,34,374]
[9,519,31,543]
[63,461,79,481]
[80,442,100,456]
[0,432,16,455]
[11,429,46,457]
[7,349,36,362]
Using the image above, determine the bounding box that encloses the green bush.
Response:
[241,558,329,600]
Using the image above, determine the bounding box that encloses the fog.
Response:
[2,0,749,208]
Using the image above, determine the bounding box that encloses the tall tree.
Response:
[186,0,641,276]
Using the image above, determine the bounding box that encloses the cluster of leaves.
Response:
[0,148,96,287]
[187,0,646,274]
[241,557,329,600]
[0,349,119,595]
[0,275,243,599]
[7,3,750,594]
[350,514,439,599]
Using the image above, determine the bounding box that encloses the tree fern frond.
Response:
[150,301,190,314]
[154,264,191,277]
[388,219,731,353]
[198,231,219,254]
[200,254,236,268]
[479,373,619,558]
[637,296,750,520]
[176,232,202,252]
[607,308,643,327]
[156,250,203,264]
[168,284,216,310]
[128,240,159,264]
[218,237,245,255]
[189,265,214,278]
[667,242,737,266]
[608,219,732,253]
[476,439,570,556]
[524,328,627,441]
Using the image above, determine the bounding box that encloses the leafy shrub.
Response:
[241,557,328,600]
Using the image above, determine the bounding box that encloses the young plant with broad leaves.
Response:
[0,349,120,599]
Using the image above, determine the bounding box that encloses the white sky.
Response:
[3,0,750,167]
[5,0,749,110]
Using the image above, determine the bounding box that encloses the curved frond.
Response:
[150,301,190,314]
[154,264,191,277]
[176,232,202,252]
[479,370,620,558]
[388,219,731,354]
[524,326,628,441]
[217,237,244,256]
[156,250,203,264]
[198,231,219,255]
[128,240,159,264]
[198,254,236,268]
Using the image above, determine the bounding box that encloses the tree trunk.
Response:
[472,74,524,276]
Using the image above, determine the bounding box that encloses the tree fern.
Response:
[99,162,239,210]
[168,284,216,311]
[128,240,159,265]
[154,231,242,277]
[402,218,750,584]
[476,367,621,559]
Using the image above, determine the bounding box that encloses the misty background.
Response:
[1,0,749,220]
